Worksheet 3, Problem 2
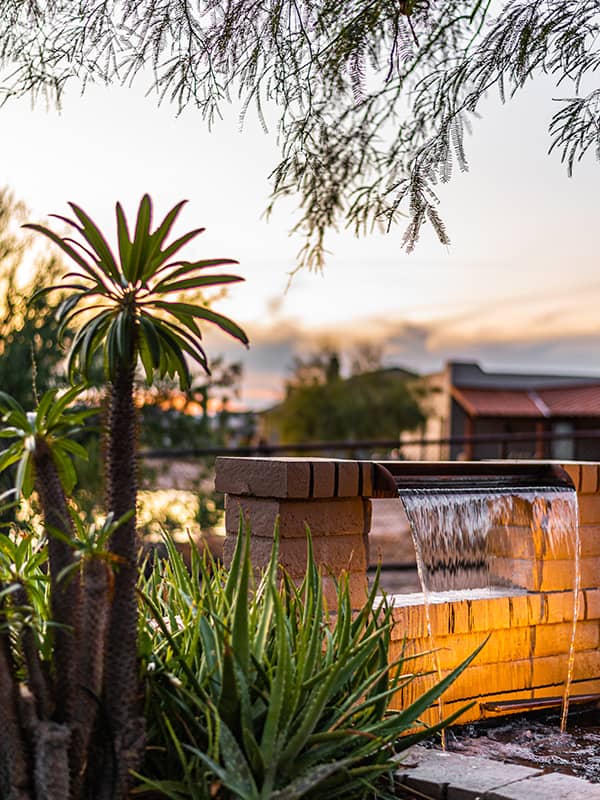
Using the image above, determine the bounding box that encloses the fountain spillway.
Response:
[215,457,600,727]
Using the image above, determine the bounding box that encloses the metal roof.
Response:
[453,384,600,418]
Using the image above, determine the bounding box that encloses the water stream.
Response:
[399,486,581,734]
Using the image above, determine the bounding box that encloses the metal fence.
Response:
[138,427,600,462]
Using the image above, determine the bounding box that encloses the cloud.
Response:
[200,305,600,410]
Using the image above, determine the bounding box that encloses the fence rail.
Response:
[138,427,600,460]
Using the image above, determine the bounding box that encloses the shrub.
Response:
[137,525,481,800]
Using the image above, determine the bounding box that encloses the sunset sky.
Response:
[1,72,599,408]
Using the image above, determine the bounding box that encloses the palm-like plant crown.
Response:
[27,194,248,387]
[0,385,93,498]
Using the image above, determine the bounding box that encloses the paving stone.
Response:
[484,771,600,799]
[397,746,542,800]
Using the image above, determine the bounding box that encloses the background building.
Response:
[404,361,600,461]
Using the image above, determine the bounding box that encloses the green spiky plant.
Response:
[137,526,482,799]
[0,195,248,799]
[0,387,99,797]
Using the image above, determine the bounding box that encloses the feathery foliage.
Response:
[1,2,598,263]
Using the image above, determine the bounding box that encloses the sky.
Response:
[1,70,599,409]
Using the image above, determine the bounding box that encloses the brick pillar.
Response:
[566,462,600,589]
[215,457,375,607]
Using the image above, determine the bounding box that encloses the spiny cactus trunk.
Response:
[33,436,81,733]
[71,557,112,799]
[0,614,32,799]
[103,357,145,798]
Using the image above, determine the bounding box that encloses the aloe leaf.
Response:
[34,389,59,426]
[269,758,354,800]
[219,721,259,799]
[231,521,251,674]
[142,200,187,279]
[253,530,279,662]
[260,587,289,767]
[366,636,490,739]
[218,640,241,735]
[224,513,246,604]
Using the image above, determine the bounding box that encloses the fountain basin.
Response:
[214,458,600,726]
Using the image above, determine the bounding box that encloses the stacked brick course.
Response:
[214,457,600,726]
[215,458,374,605]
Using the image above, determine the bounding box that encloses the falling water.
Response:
[399,486,581,734]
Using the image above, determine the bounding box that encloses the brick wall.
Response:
[214,457,600,726]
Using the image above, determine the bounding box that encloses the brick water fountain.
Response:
[215,458,600,729]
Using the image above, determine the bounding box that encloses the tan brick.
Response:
[225,496,367,538]
[581,557,600,589]
[580,526,600,557]
[561,463,581,493]
[579,494,600,524]
[534,620,600,656]
[489,557,539,591]
[429,598,471,636]
[215,457,311,498]
[336,460,360,497]
[363,498,372,535]
[391,600,429,641]
[223,532,367,578]
[583,587,600,619]
[580,464,600,495]
[507,593,545,628]
[545,590,583,624]
[487,526,534,559]
[359,460,373,498]
[311,460,335,498]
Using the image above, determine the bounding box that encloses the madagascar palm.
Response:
[26,195,248,797]
[0,386,96,796]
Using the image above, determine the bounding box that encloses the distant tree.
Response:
[139,357,244,448]
[268,347,425,444]
[350,341,384,376]
[0,188,66,407]
[0,2,597,266]
[0,189,68,513]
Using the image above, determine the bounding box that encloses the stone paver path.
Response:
[395,745,600,799]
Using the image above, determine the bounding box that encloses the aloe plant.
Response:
[138,526,482,799]
[26,195,248,797]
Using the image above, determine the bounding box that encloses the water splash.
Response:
[399,486,580,734]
